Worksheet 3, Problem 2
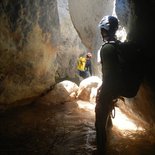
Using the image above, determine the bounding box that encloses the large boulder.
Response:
[77,76,102,102]
[68,0,115,50]
[39,80,79,105]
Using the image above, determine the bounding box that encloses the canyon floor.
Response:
[0,98,155,155]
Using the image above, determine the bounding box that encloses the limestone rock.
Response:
[77,76,102,102]
[39,80,79,105]
[0,0,86,107]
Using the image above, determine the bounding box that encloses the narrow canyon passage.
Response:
[0,98,155,155]
[0,0,155,155]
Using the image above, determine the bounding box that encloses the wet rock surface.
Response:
[0,98,155,155]
[0,100,96,155]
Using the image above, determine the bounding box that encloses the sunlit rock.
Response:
[68,0,115,50]
[39,80,79,105]
[77,76,102,102]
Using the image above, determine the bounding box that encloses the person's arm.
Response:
[100,43,119,70]
[97,46,102,64]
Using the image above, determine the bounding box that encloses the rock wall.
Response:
[68,0,115,51]
[56,0,87,80]
[0,0,86,108]
[0,0,60,107]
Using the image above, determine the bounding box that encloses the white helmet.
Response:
[98,15,118,33]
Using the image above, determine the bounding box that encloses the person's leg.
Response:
[82,70,89,79]
[95,87,112,155]
[85,71,89,78]
[78,71,85,81]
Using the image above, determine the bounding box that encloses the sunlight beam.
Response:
[112,107,144,131]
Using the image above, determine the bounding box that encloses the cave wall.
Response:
[0,0,86,108]
[68,0,115,51]
[0,0,60,107]
[56,0,87,80]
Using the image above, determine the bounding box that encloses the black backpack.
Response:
[114,41,144,98]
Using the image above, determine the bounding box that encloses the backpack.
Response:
[77,57,86,71]
[114,41,144,98]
